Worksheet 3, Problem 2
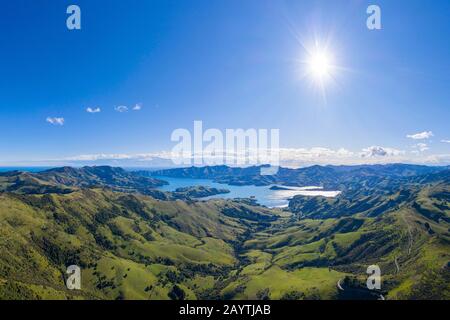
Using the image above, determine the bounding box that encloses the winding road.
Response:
[394,256,400,273]
[400,212,413,256]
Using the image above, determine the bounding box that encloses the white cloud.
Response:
[86,107,101,113]
[420,153,450,164]
[406,131,433,140]
[441,139,450,144]
[413,143,429,152]
[56,145,450,168]
[46,117,65,126]
[65,151,174,162]
[360,146,404,158]
[13,143,450,168]
[64,146,412,167]
[115,105,128,113]
[132,103,142,111]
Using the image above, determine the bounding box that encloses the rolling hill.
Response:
[0,166,167,195]
[0,165,448,300]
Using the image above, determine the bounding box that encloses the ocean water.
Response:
[156,176,340,208]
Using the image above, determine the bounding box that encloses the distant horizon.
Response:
[1,162,449,173]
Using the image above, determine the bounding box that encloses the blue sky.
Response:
[0,0,449,166]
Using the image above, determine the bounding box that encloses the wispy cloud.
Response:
[413,143,429,152]
[15,142,447,169]
[65,152,171,161]
[406,131,433,140]
[62,145,450,168]
[46,117,65,126]
[115,105,128,113]
[10,148,450,168]
[86,107,101,113]
[132,103,142,111]
[441,139,450,144]
[360,146,404,158]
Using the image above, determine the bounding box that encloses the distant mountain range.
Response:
[150,163,449,188]
[0,164,448,300]
[0,166,167,195]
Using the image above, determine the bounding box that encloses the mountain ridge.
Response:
[149,164,449,188]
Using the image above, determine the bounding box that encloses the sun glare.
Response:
[295,36,344,101]
[307,50,333,82]
[298,41,340,102]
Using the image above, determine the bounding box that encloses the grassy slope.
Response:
[0,189,281,299]
[0,177,449,300]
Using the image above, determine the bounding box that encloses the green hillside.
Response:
[0,165,449,300]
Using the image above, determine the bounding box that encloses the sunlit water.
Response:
[0,168,341,208]
[156,176,341,208]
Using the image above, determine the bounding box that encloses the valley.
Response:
[0,164,449,300]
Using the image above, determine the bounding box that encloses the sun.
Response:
[307,50,333,82]
[296,38,343,102]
